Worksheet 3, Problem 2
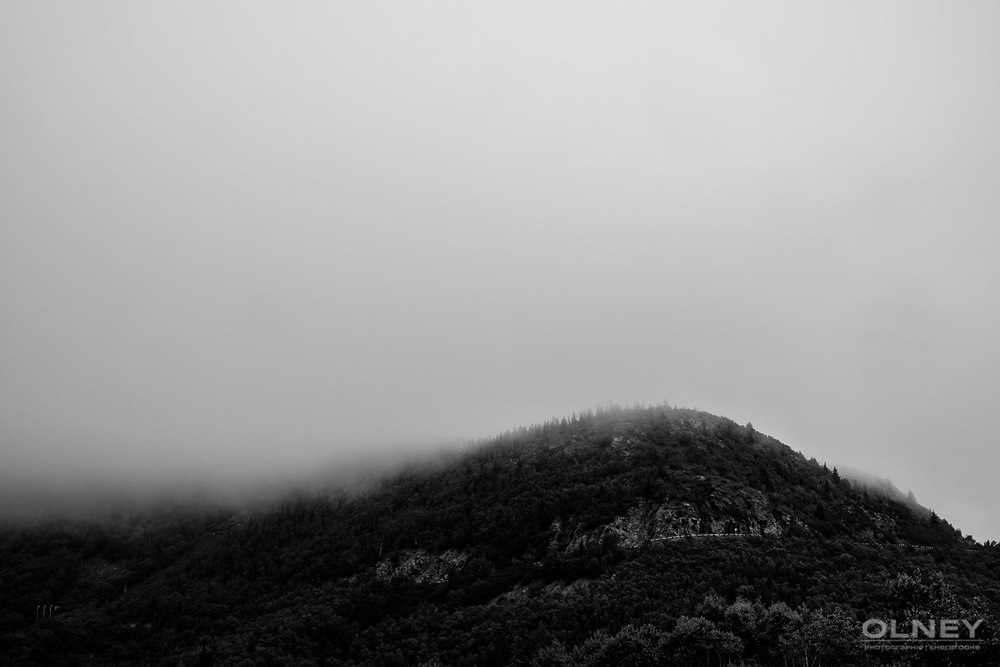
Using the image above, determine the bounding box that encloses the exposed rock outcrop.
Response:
[552,494,787,553]
[375,549,468,584]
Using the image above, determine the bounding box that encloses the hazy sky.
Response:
[2,2,998,538]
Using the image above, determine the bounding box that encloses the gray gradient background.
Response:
[2,3,998,539]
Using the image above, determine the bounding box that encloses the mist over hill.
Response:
[3,403,998,666]
[0,437,466,525]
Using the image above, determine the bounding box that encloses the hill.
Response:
[2,403,999,665]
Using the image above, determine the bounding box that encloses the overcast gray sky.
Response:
[2,2,998,538]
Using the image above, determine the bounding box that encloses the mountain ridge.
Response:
[2,403,998,665]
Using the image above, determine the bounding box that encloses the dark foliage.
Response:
[2,404,997,665]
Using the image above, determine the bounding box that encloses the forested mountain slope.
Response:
[3,404,998,665]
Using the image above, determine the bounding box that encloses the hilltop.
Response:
[2,403,998,665]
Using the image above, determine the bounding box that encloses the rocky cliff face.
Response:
[551,493,788,553]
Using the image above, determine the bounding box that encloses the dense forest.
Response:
[2,403,998,665]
